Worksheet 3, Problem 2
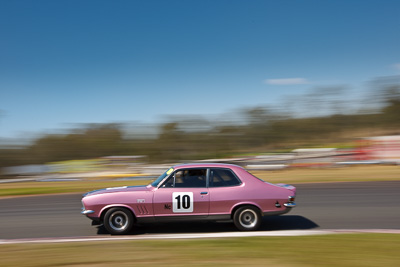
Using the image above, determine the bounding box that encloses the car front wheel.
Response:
[233,206,261,231]
[103,207,134,235]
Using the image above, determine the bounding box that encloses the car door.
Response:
[152,168,209,220]
[208,168,244,214]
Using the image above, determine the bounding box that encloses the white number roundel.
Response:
[172,192,193,213]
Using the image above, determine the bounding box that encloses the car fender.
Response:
[99,204,137,220]
[230,201,263,215]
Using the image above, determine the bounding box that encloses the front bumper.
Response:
[81,209,95,215]
[81,208,101,225]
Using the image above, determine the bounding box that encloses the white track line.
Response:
[1,229,399,245]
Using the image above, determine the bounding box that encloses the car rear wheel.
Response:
[233,206,261,231]
[103,207,134,235]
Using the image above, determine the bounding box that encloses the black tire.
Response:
[103,207,134,235]
[233,206,261,231]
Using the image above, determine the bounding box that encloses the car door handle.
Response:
[200,192,208,195]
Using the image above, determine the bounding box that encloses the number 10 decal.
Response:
[172,192,193,213]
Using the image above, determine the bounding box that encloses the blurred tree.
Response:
[26,124,125,164]
[1,77,400,171]
[381,85,400,126]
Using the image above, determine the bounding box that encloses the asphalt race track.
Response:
[1,181,399,239]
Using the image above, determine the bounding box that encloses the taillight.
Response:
[288,196,295,202]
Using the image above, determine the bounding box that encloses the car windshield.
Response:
[150,167,174,187]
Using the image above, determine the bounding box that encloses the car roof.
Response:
[172,163,244,171]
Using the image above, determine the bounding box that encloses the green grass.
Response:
[1,165,399,197]
[250,165,400,184]
[0,234,399,266]
[0,180,149,197]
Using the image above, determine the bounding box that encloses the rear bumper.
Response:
[263,206,294,216]
[284,202,296,208]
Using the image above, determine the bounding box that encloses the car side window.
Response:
[161,169,207,188]
[210,168,241,187]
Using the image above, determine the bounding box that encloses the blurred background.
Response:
[0,3,400,266]
[1,0,400,179]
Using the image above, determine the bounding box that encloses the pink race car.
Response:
[81,163,296,234]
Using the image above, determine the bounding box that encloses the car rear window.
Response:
[209,168,241,187]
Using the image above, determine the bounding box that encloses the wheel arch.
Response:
[230,202,262,219]
[100,204,137,223]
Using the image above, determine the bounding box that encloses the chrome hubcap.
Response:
[239,209,257,228]
[109,211,128,231]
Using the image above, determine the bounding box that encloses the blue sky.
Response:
[1,0,400,140]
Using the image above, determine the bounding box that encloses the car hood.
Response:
[83,185,151,197]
